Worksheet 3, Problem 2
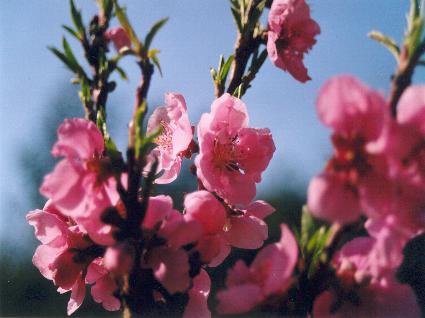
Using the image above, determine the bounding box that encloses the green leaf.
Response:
[49,46,78,73]
[232,84,243,98]
[62,25,81,41]
[144,17,169,51]
[134,100,147,159]
[115,66,128,80]
[70,0,85,37]
[219,55,234,83]
[368,30,400,61]
[62,37,79,69]
[151,54,163,77]
[230,7,242,32]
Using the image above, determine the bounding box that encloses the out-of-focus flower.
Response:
[104,243,135,275]
[313,217,420,317]
[195,94,275,205]
[105,27,131,52]
[216,224,298,314]
[146,93,193,184]
[307,76,392,224]
[267,0,320,82]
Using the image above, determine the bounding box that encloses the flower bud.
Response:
[105,27,131,52]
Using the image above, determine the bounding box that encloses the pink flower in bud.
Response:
[183,269,211,318]
[313,218,420,317]
[146,93,193,184]
[216,224,298,314]
[307,76,392,224]
[105,27,131,52]
[86,258,121,312]
[267,0,320,82]
[104,243,135,275]
[27,200,94,315]
[40,118,120,245]
[195,94,275,205]
[141,195,202,294]
[184,191,275,266]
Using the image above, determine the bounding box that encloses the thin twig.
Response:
[388,41,425,117]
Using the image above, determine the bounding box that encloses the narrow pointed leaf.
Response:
[368,30,400,61]
[144,17,169,51]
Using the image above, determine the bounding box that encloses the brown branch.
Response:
[388,41,425,117]
[225,0,266,96]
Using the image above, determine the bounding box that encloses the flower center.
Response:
[154,121,173,151]
[213,135,244,174]
[326,133,371,186]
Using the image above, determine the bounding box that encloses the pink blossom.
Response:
[27,200,94,315]
[183,269,211,318]
[267,0,320,82]
[141,195,202,294]
[313,218,420,317]
[307,76,392,224]
[216,224,298,314]
[86,258,121,311]
[184,191,275,266]
[146,93,193,184]
[195,94,275,205]
[105,27,131,52]
[40,118,119,245]
[378,85,425,230]
[104,243,135,275]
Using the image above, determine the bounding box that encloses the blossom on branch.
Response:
[195,94,275,205]
[216,224,298,314]
[184,190,275,266]
[147,93,194,184]
[40,118,120,245]
[267,0,320,82]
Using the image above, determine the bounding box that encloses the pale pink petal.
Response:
[183,269,211,318]
[216,284,263,314]
[104,243,134,275]
[207,239,231,268]
[67,277,86,315]
[245,200,275,220]
[91,275,121,311]
[225,260,251,287]
[86,258,108,284]
[184,191,226,234]
[225,215,268,249]
[316,76,387,139]
[51,250,83,290]
[142,195,173,229]
[32,244,64,280]
[209,94,249,134]
[148,247,190,294]
[307,174,362,224]
[26,209,68,245]
[397,85,425,132]
[51,118,104,159]
[39,159,86,214]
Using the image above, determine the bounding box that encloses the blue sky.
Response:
[0,1,423,248]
